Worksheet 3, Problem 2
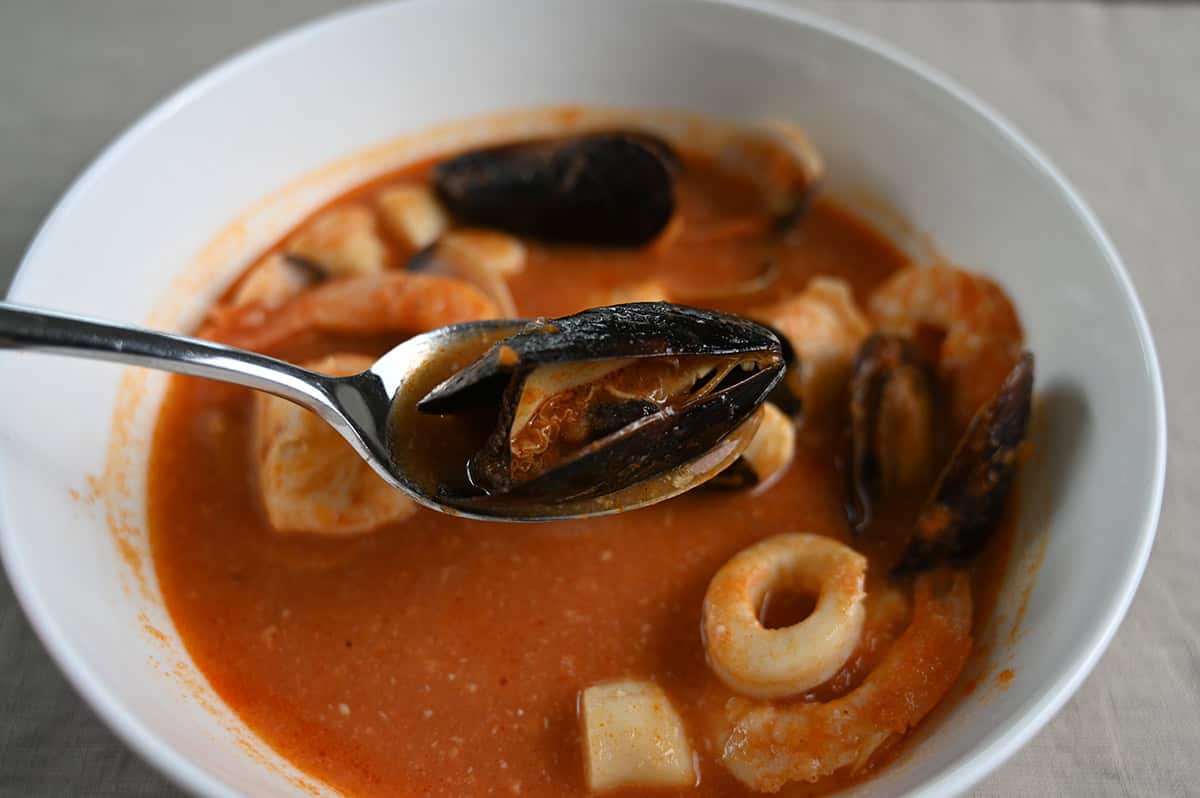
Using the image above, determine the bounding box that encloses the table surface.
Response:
[2,1,1197,796]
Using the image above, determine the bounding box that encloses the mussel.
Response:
[431,131,678,246]
[844,333,939,534]
[893,353,1034,574]
[841,332,1034,574]
[417,303,785,504]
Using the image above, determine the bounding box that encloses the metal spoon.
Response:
[0,303,755,522]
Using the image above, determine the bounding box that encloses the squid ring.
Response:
[703,533,866,699]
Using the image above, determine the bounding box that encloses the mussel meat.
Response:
[432,131,678,246]
[844,333,939,534]
[418,303,785,504]
[893,353,1034,574]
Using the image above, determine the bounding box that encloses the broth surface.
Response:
[148,151,1013,796]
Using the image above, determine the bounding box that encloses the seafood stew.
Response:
[149,122,1032,796]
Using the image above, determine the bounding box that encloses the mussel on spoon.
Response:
[406,302,786,518]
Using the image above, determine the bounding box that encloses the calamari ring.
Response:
[703,533,867,699]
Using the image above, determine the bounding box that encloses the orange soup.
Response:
[148,129,1028,796]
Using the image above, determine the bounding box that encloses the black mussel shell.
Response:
[432,131,677,246]
[844,333,939,535]
[417,302,784,504]
[755,321,802,415]
[623,131,682,175]
[418,303,783,414]
[893,353,1034,575]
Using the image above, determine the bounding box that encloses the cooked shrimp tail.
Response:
[869,264,1023,431]
[719,570,973,791]
[202,271,499,353]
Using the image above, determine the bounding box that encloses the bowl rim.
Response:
[0,1,1167,796]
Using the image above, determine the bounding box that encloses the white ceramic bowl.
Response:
[0,1,1165,796]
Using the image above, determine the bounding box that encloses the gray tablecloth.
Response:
[1,2,1197,795]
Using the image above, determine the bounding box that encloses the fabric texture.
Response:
[1,1,1197,795]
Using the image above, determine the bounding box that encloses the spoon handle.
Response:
[0,302,340,416]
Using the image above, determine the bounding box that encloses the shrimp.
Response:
[254,353,418,535]
[203,271,499,353]
[869,264,1022,430]
[718,571,972,791]
[751,276,871,426]
[704,534,867,699]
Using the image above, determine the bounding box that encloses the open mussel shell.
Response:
[431,131,678,246]
[893,352,1034,575]
[419,303,783,413]
[844,333,939,535]
[417,302,784,505]
[490,365,782,502]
